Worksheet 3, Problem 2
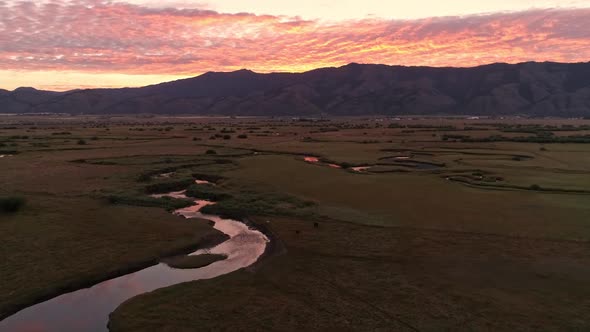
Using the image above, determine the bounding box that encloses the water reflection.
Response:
[0,189,268,332]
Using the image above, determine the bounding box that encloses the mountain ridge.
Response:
[2,61,590,116]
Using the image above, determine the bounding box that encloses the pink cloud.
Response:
[0,1,589,76]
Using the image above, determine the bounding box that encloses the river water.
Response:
[0,189,268,332]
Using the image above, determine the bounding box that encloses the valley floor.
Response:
[1,115,589,330]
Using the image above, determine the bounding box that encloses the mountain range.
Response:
[1,61,590,116]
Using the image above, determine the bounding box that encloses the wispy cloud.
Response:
[0,1,589,78]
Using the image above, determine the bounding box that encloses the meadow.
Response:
[1,115,589,330]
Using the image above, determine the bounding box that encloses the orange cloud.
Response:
[0,1,589,89]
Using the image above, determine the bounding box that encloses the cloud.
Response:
[0,0,589,77]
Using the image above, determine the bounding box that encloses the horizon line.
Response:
[5,59,590,93]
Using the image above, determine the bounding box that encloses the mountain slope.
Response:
[2,62,590,116]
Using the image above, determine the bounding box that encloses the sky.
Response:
[1,0,589,90]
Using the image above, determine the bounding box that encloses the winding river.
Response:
[0,185,269,332]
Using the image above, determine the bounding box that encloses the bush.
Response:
[0,196,25,213]
[530,184,542,191]
[191,173,224,183]
[185,185,232,201]
[144,179,195,194]
[339,162,352,169]
[237,134,248,139]
[77,139,87,145]
[107,194,193,211]
[205,149,217,155]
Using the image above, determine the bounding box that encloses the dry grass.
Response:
[110,216,590,331]
[2,115,590,329]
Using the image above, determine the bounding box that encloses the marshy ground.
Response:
[1,115,590,330]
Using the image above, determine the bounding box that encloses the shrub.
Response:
[191,173,224,183]
[77,139,87,145]
[339,162,352,169]
[144,179,195,194]
[185,185,232,201]
[530,184,542,191]
[205,149,217,155]
[107,194,193,211]
[237,134,248,139]
[0,196,25,213]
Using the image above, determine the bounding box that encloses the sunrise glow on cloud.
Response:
[1,0,589,90]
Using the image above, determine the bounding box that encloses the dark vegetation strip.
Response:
[137,160,234,182]
[380,148,534,159]
[195,143,322,158]
[447,177,590,195]
[459,135,590,144]
[26,146,116,153]
[72,155,224,166]
[379,158,446,168]
[452,160,590,175]
[106,194,194,212]
[365,169,411,174]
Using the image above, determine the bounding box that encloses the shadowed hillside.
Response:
[2,62,590,116]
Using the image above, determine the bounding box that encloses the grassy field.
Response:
[1,115,590,330]
[110,216,590,331]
